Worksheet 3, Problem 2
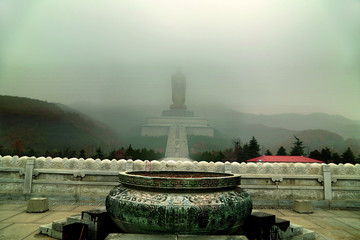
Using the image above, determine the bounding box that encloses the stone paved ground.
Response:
[0,201,359,239]
[259,208,360,240]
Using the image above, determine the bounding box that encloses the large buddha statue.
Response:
[171,70,186,109]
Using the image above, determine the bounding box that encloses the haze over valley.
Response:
[1,95,359,157]
[70,101,360,154]
[1,1,359,157]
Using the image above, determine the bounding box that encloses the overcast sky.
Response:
[1,0,359,120]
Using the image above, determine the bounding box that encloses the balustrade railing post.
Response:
[126,160,134,172]
[225,161,232,174]
[24,157,35,195]
[322,165,332,200]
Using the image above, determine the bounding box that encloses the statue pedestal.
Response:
[162,109,194,117]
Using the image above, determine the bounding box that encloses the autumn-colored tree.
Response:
[12,139,24,156]
[115,149,125,159]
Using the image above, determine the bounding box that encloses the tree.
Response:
[45,150,51,157]
[107,150,116,160]
[290,136,305,156]
[190,150,227,163]
[115,148,125,159]
[342,147,355,164]
[93,147,104,159]
[320,147,332,163]
[332,152,341,164]
[223,148,235,162]
[78,149,86,159]
[276,146,287,156]
[0,145,5,155]
[26,148,37,157]
[52,149,63,157]
[309,149,321,160]
[125,144,134,159]
[12,139,24,156]
[232,138,242,162]
[240,143,250,161]
[248,136,260,159]
[265,149,273,155]
[216,151,225,162]
[63,148,77,158]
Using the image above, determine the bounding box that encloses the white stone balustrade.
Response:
[0,155,359,208]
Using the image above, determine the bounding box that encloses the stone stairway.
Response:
[165,125,189,159]
[245,211,316,240]
[39,207,116,240]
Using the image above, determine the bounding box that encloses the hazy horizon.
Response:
[1,1,359,120]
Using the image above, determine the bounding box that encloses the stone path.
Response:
[0,201,359,239]
[165,125,189,159]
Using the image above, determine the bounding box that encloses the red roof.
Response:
[246,155,324,163]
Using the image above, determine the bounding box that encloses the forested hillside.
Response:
[0,95,119,155]
[1,96,358,158]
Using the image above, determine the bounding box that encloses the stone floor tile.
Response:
[306,216,353,230]
[72,205,99,212]
[351,210,360,216]
[311,209,336,217]
[0,223,38,240]
[0,203,27,211]
[106,233,177,240]
[0,210,22,221]
[335,217,360,231]
[23,232,56,240]
[33,211,82,224]
[0,223,12,230]
[48,204,78,212]
[255,209,284,216]
[277,209,309,217]
[345,229,360,238]
[0,203,359,240]
[280,216,322,230]
[314,234,328,240]
[179,235,248,239]
[315,228,359,240]
[3,211,51,223]
[325,210,360,218]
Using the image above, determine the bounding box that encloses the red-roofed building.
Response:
[246,155,324,163]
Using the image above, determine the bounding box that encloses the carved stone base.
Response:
[162,109,194,117]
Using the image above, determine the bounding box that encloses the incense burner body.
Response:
[106,171,252,234]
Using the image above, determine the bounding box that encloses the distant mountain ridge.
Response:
[192,105,360,139]
[1,96,358,155]
[0,95,118,153]
[68,102,359,154]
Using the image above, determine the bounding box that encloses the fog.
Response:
[1,0,360,120]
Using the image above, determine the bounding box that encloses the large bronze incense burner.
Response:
[106,171,252,234]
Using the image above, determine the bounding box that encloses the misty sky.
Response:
[1,0,360,120]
